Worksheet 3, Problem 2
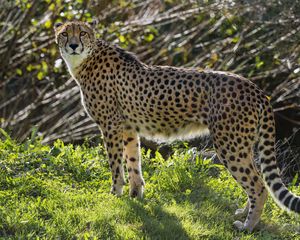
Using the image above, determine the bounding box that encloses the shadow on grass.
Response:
[176,178,292,238]
[122,177,291,240]
[124,198,191,239]
[121,179,237,239]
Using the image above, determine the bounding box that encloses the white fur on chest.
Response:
[61,51,88,78]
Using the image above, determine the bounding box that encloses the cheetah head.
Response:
[54,21,96,74]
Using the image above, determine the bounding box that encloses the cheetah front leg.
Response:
[123,130,144,198]
[102,126,126,196]
[235,200,249,217]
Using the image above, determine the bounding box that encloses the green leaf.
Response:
[231,36,240,43]
[44,20,52,29]
[26,64,33,72]
[30,126,38,143]
[144,34,154,42]
[48,3,55,11]
[41,61,48,72]
[255,56,264,69]
[291,173,298,187]
[16,68,23,76]
[0,128,11,140]
[49,146,61,157]
[225,28,233,36]
[119,35,126,43]
[37,72,44,80]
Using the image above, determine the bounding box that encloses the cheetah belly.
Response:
[146,123,209,143]
[129,119,209,143]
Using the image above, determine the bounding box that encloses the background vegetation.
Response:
[0,0,299,179]
[0,0,299,141]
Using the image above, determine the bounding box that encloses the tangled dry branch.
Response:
[0,0,299,149]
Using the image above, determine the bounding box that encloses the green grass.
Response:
[0,130,300,239]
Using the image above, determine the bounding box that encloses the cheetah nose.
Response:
[69,44,79,50]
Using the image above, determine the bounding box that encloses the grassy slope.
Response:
[0,132,300,239]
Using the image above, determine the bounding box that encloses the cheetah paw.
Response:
[233,221,255,232]
[233,220,245,231]
[130,185,144,198]
[110,184,124,196]
[235,208,247,217]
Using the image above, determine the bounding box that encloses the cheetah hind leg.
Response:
[214,145,267,232]
[233,179,268,232]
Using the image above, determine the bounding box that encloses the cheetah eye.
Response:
[61,32,68,37]
[80,31,87,37]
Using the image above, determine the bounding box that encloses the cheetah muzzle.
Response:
[54,21,300,232]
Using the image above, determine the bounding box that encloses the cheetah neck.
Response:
[61,51,89,79]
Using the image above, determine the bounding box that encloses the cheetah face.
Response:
[54,21,96,72]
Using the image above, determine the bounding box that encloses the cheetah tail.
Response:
[258,101,300,214]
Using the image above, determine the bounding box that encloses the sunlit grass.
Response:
[0,132,299,239]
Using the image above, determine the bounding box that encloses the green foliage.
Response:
[0,131,300,239]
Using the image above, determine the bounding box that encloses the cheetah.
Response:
[54,21,300,231]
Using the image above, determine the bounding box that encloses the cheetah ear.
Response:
[54,22,63,30]
[87,19,98,28]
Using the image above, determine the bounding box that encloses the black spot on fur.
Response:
[262,165,277,173]
[290,197,298,211]
[272,182,282,191]
[116,47,141,65]
[279,190,289,201]
[296,199,300,213]
[283,195,293,208]
[231,166,237,172]
[268,173,279,181]
[131,189,138,197]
